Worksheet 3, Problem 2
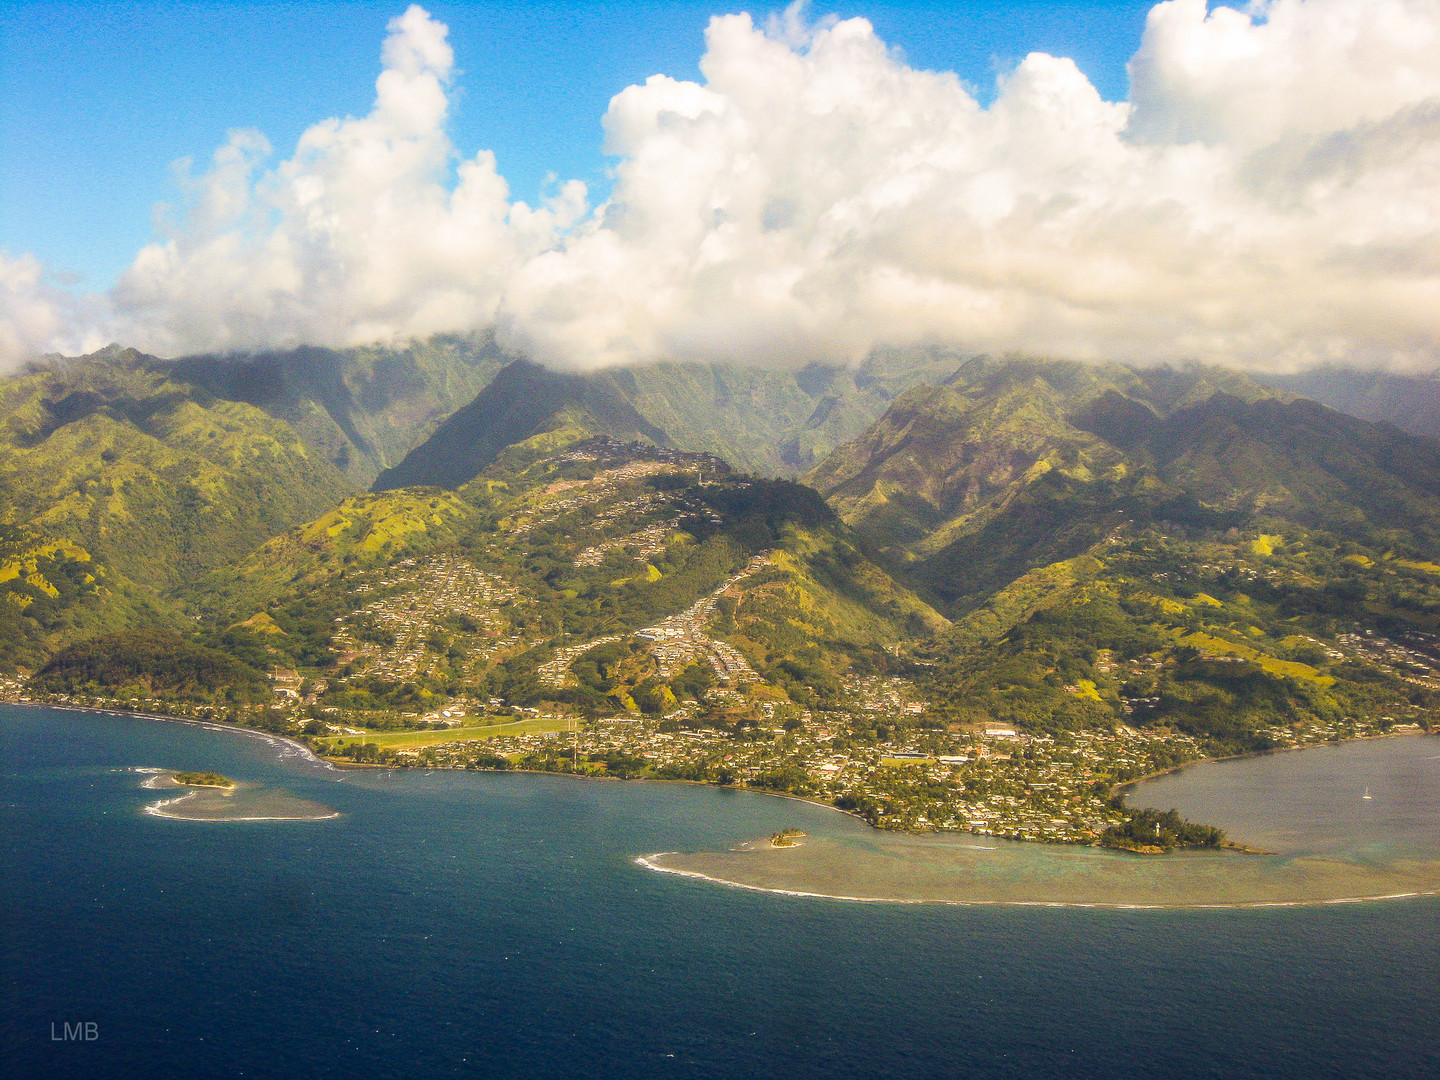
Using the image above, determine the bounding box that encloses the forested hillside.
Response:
[373,348,963,490]
[165,333,508,485]
[8,346,1440,769]
[807,358,1440,751]
[0,349,358,665]
[373,359,670,491]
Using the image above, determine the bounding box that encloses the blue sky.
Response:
[4,1,1434,374]
[1,0,1157,290]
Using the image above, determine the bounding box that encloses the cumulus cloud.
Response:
[110,4,584,357]
[0,252,107,361]
[504,0,1440,371]
[3,0,1440,372]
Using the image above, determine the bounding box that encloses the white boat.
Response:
[1362,787,1373,800]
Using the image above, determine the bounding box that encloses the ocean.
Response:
[3,704,1437,1079]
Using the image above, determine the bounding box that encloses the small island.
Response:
[1099,808,1223,854]
[770,829,807,848]
[137,768,336,821]
[173,771,235,789]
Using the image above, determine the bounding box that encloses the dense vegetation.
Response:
[375,350,962,490]
[177,433,944,723]
[806,358,1440,754]
[8,347,1440,852]
[1101,808,1224,853]
[0,350,354,592]
[32,629,269,702]
[173,771,233,788]
[168,332,508,486]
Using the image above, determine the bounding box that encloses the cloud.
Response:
[0,252,106,362]
[3,0,1440,372]
[503,0,1440,371]
[109,4,584,357]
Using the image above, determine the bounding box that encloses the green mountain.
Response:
[56,335,960,493]
[1257,367,1440,444]
[31,628,269,703]
[10,341,1439,764]
[0,521,173,670]
[191,433,944,717]
[0,337,953,669]
[0,348,352,590]
[373,359,671,491]
[584,348,964,475]
[807,357,1440,750]
[164,332,508,486]
[808,357,1273,576]
[372,348,963,491]
[0,348,357,664]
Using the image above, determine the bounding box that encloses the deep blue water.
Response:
[3,704,1438,1080]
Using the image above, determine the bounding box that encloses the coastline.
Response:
[135,768,341,822]
[14,698,1434,857]
[323,753,870,818]
[15,698,1440,907]
[8,700,337,771]
[632,853,1440,911]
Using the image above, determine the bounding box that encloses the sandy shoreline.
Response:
[142,795,341,822]
[637,731,1440,910]
[133,768,340,821]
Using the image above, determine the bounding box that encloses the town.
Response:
[10,436,1434,851]
[12,660,1417,847]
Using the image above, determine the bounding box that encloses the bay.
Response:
[3,704,1438,1079]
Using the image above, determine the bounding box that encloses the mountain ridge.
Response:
[801,358,1440,746]
[373,359,673,491]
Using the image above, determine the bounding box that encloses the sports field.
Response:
[321,717,574,751]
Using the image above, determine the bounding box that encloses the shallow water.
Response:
[1128,735,1440,859]
[138,768,337,821]
[650,733,1440,908]
[3,705,1438,1079]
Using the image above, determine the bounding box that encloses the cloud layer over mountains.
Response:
[4,0,1440,371]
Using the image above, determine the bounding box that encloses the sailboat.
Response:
[1362,786,1373,800]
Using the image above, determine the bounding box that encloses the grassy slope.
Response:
[918,522,1439,751]
[165,332,508,486]
[0,523,172,670]
[186,432,944,714]
[807,357,1440,748]
[0,351,357,663]
[190,488,484,625]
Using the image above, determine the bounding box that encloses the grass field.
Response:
[1171,628,1334,685]
[880,755,935,767]
[321,717,574,751]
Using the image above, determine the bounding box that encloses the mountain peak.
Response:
[372,358,670,492]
